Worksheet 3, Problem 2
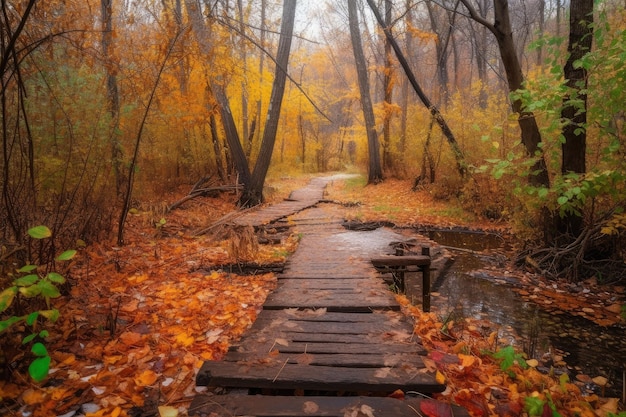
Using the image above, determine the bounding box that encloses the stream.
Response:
[332,225,626,398]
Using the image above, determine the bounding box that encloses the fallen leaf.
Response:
[134,369,158,387]
[119,331,143,346]
[158,405,179,417]
[420,398,453,417]
[302,401,319,414]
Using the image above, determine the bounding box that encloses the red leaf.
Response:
[419,399,453,417]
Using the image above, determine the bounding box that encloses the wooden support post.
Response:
[422,247,431,312]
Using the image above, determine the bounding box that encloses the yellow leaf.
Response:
[526,359,539,367]
[436,370,446,384]
[158,405,179,417]
[458,354,477,368]
[175,332,195,347]
[111,406,122,417]
[134,369,158,387]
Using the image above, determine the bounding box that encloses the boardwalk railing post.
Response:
[421,247,431,312]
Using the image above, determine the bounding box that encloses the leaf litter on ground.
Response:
[2,175,624,416]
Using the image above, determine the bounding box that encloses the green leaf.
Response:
[39,309,60,322]
[19,285,42,298]
[37,281,60,298]
[0,287,17,312]
[31,342,48,357]
[28,226,52,239]
[26,311,39,326]
[557,196,569,205]
[46,272,66,284]
[493,345,516,371]
[18,264,38,273]
[22,333,36,344]
[29,355,51,382]
[524,396,545,416]
[56,250,77,261]
[0,316,22,332]
[39,330,49,338]
[15,274,39,286]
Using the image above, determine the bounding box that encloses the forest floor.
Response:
[1,174,624,417]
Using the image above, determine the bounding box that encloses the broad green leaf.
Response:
[0,316,22,332]
[19,285,42,297]
[524,396,545,416]
[46,272,66,284]
[15,274,39,287]
[0,287,17,312]
[37,281,60,298]
[28,226,52,239]
[26,311,39,326]
[493,345,515,371]
[18,264,38,273]
[39,330,49,338]
[29,355,51,382]
[557,196,569,205]
[31,342,48,357]
[39,309,59,322]
[22,333,36,344]
[56,250,77,261]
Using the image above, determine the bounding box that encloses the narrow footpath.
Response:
[189,176,468,416]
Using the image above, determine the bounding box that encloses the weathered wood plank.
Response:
[197,361,444,393]
[189,394,469,417]
[371,255,431,267]
[252,309,408,324]
[222,352,426,368]
[248,319,416,336]
[229,341,426,355]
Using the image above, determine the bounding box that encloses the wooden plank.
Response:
[248,318,416,336]
[222,352,426,368]
[229,341,426,356]
[189,394,469,417]
[197,361,445,393]
[252,309,409,324]
[371,255,431,267]
[274,278,384,289]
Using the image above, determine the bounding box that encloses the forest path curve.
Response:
[190,176,468,416]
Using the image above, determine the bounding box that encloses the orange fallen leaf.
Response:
[119,331,143,346]
[134,369,158,387]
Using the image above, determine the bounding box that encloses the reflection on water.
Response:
[335,226,625,398]
[406,230,625,398]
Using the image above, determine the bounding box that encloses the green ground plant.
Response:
[0,226,76,382]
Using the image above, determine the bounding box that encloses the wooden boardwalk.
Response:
[190,177,467,416]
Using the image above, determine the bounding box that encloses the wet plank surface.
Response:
[190,394,469,417]
[191,176,461,415]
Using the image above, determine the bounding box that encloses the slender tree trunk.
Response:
[250,0,267,159]
[185,0,251,186]
[240,0,297,206]
[237,0,249,145]
[348,0,383,184]
[382,0,394,173]
[101,0,124,197]
[366,0,467,179]
[459,0,549,187]
[559,0,593,237]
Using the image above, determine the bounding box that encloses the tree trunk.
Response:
[185,0,251,186]
[239,0,297,207]
[382,0,394,173]
[101,0,124,197]
[348,0,383,184]
[366,0,467,179]
[559,0,593,237]
[459,0,550,187]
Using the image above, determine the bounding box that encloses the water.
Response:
[337,225,626,398]
[412,229,626,398]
